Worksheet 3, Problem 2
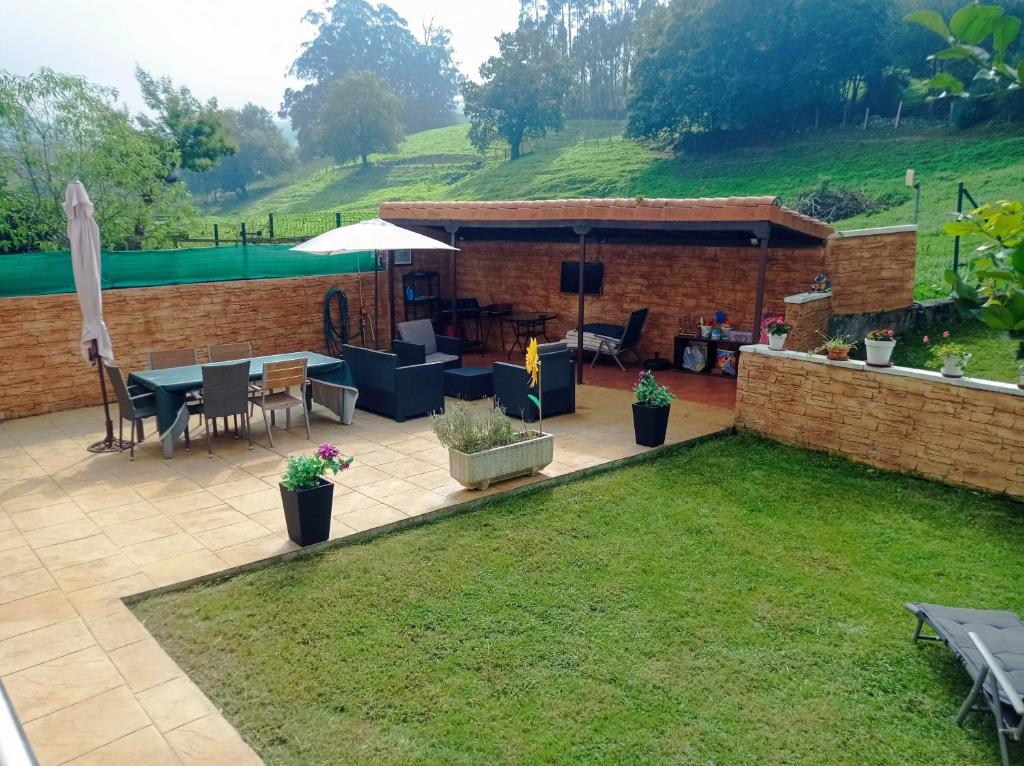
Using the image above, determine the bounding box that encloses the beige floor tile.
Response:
[134,476,205,502]
[23,685,151,766]
[4,645,124,721]
[66,573,154,622]
[0,590,77,642]
[173,505,249,535]
[165,712,262,765]
[357,477,421,501]
[414,445,451,465]
[206,476,274,500]
[86,499,162,527]
[58,474,127,497]
[64,725,179,766]
[103,516,183,548]
[70,486,142,512]
[192,519,270,551]
[50,554,142,593]
[354,448,407,467]
[245,508,287,534]
[151,489,224,516]
[108,637,183,693]
[404,467,456,490]
[217,534,297,568]
[83,607,151,652]
[0,567,57,606]
[382,456,438,478]
[139,549,227,589]
[334,504,407,533]
[22,518,102,549]
[382,489,448,516]
[0,525,24,551]
[0,480,68,511]
[330,491,389,515]
[136,675,218,733]
[332,464,388,488]
[121,533,204,567]
[33,534,119,570]
[0,544,42,578]
[224,487,280,514]
[10,501,86,532]
[0,617,95,676]
[389,437,438,455]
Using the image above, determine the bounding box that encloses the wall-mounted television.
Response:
[560,261,604,295]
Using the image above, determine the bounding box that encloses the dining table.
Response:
[505,313,559,359]
[129,351,352,458]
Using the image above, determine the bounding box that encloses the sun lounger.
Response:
[908,602,1024,765]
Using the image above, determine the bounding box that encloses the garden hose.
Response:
[323,287,350,357]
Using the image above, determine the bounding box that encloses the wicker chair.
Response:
[105,361,188,459]
[206,342,253,362]
[148,348,198,369]
[252,358,310,448]
[199,361,252,455]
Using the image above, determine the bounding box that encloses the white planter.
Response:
[941,353,971,378]
[448,433,554,490]
[767,334,787,351]
[864,339,895,367]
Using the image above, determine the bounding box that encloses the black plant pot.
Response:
[279,478,334,546]
[632,403,670,447]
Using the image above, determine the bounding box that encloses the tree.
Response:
[282,0,461,152]
[0,68,195,252]
[463,27,570,160]
[184,105,295,198]
[134,67,236,178]
[907,2,1024,357]
[315,71,404,167]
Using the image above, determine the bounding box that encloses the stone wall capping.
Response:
[784,292,833,305]
[829,224,918,238]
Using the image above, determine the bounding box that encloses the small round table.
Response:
[505,313,558,359]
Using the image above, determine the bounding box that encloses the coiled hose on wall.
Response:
[323,287,350,357]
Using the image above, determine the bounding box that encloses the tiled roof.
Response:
[379,197,833,240]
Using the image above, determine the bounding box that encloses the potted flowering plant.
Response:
[864,328,896,367]
[765,321,790,351]
[279,443,352,546]
[815,332,856,361]
[924,331,971,378]
[632,370,677,447]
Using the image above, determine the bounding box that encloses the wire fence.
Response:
[180,209,379,247]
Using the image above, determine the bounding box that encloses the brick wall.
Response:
[825,227,917,314]
[783,294,832,352]
[394,241,826,360]
[736,347,1024,498]
[0,274,379,420]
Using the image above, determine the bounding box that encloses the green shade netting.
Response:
[0,244,377,298]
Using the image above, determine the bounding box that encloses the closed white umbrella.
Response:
[64,181,120,453]
[293,217,458,348]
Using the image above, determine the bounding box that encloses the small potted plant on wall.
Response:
[924,330,971,378]
[766,320,790,351]
[632,370,677,448]
[280,443,352,546]
[864,328,896,367]
[815,332,856,361]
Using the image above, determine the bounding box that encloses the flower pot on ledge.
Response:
[826,347,850,362]
[768,334,787,351]
[633,403,670,447]
[864,339,895,367]
[280,478,334,546]
[941,353,971,379]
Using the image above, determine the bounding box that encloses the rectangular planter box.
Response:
[449,433,554,490]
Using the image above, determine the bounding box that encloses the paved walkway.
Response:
[0,385,734,764]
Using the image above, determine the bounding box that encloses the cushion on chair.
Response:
[426,352,460,366]
[582,322,625,339]
[398,320,438,355]
[537,342,567,354]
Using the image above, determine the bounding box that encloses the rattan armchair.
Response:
[199,361,253,455]
[252,358,310,448]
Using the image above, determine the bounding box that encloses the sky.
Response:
[2,0,521,115]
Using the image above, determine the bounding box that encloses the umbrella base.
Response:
[87,438,133,454]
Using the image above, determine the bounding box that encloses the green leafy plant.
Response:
[814,333,857,353]
[766,321,791,336]
[866,328,896,342]
[633,370,677,408]
[432,401,523,454]
[281,443,352,492]
[923,330,972,371]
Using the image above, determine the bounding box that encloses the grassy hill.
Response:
[196,119,1024,301]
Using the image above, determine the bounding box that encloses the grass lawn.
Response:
[888,319,1022,384]
[133,435,1024,765]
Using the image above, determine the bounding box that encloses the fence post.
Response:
[268,213,275,239]
[894,100,903,129]
[953,182,965,273]
[240,222,247,246]
[335,212,342,229]
[862,107,870,129]
[213,223,219,247]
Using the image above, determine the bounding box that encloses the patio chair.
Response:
[580,308,649,370]
[198,361,252,455]
[148,348,198,369]
[907,602,1024,765]
[343,344,444,422]
[394,319,462,369]
[206,341,253,362]
[493,346,575,423]
[105,361,188,459]
[252,357,310,448]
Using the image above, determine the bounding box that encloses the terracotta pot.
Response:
[826,347,850,361]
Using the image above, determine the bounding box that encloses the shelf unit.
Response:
[402,270,441,323]
[673,335,742,378]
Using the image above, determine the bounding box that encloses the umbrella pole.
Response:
[86,339,125,454]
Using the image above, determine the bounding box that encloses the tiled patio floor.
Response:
[0,384,734,765]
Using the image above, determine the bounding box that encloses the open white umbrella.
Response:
[293,217,458,348]
[64,181,121,453]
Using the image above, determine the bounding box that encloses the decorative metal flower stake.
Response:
[525,337,543,434]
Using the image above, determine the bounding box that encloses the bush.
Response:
[431,402,520,454]
[793,179,908,222]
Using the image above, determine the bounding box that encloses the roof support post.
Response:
[445,224,459,338]
[387,250,395,350]
[573,226,591,385]
[753,225,771,342]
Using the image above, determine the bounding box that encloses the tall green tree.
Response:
[282,0,460,153]
[184,105,295,198]
[134,67,236,178]
[463,27,571,160]
[315,71,404,167]
[0,68,194,252]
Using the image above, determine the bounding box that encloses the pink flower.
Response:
[942,330,950,338]
[315,443,340,461]
[923,336,930,344]
[887,330,894,339]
